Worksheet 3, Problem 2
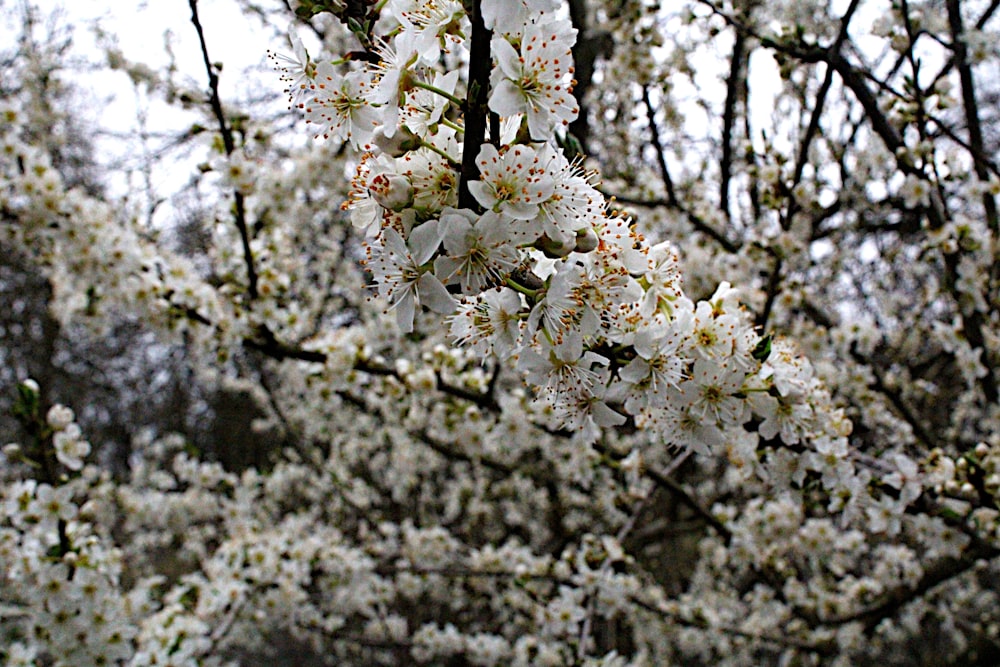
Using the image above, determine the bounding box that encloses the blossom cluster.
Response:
[277,0,844,458]
[4,0,1000,664]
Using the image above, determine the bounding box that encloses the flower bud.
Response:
[46,404,75,431]
[535,233,575,258]
[573,227,599,254]
[369,172,414,211]
[372,127,421,157]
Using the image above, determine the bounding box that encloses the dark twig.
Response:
[850,346,935,451]
[947,0,1000,291]
[189,0,259,300]
[640,86,739,253]
[824,533,999,629]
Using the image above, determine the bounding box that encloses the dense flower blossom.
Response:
[5,0,1000,664]
[448,287,523,359]
[367,29,422,133]
[433,207,520,293]
[480,0,560,35]
[272,27,315,106]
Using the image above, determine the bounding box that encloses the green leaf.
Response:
[752,334,773,362]
[13,380,40,421]
[556,131,584,161]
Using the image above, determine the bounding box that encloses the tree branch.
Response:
[824,534,999,629]
[457,0,490,210]
[640,86,739,253]
[189,0,259,301]
[719,24,748,224]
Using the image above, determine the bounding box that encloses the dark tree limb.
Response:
[946,0,1000,300]
[189,0,259,301]
[568,0,613,155]
[720,27,748,224]
[824,533,999,629]
[458,0,491,210]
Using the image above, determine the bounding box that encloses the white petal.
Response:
[467,180,496,210]
[409,219,443,265]
[592,401,627,427]
[491,37,522,79]
[394,291,416,332]
[489,79,527,118]
[418,273,456,314]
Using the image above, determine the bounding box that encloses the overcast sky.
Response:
[31,0,290,209]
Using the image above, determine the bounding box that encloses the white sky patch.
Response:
[41,1,287,224]
[747,49,783,155]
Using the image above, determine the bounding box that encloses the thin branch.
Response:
[640,86,739,253]
[642,464,732,542]
[592,440,732,542]
[849,346,936,451]
[628,591,835,654]
[238,322,503,410]
[755,253,782,330]
[641,87,680,211]
[927,113,1000,179]
[743,7,999,404]
[947,0,1000,299]
[785,0,862,230]
[567,0,612,153]
[823,535,999,629]
[921,0,1000,104]
[189,0,259,300]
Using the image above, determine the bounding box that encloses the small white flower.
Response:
[367,29,421,133]
[899,174,931,209]
[755,394,813,445]
[533,145,603,246]
[550,383,626,443]
[400,70,460,137]
[368,172,414,211]
[53,424,90,471]
[489,18,579,140]
[434,207,520,293]
[404,134,462,214]
[367,222,455,332]
[678,359,748,427]
[34,483,77,523]
[620,338,688,413]
[3,642,37,667]
[46,404,75,431]
[519,335,608,397]
[468,143,554,226]
[217,150,257,195]
[481,0,560,34]
[304,65,379,147]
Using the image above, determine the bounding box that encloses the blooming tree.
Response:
[2,0,1000,664]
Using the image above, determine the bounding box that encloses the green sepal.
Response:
[752,334,773,362]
